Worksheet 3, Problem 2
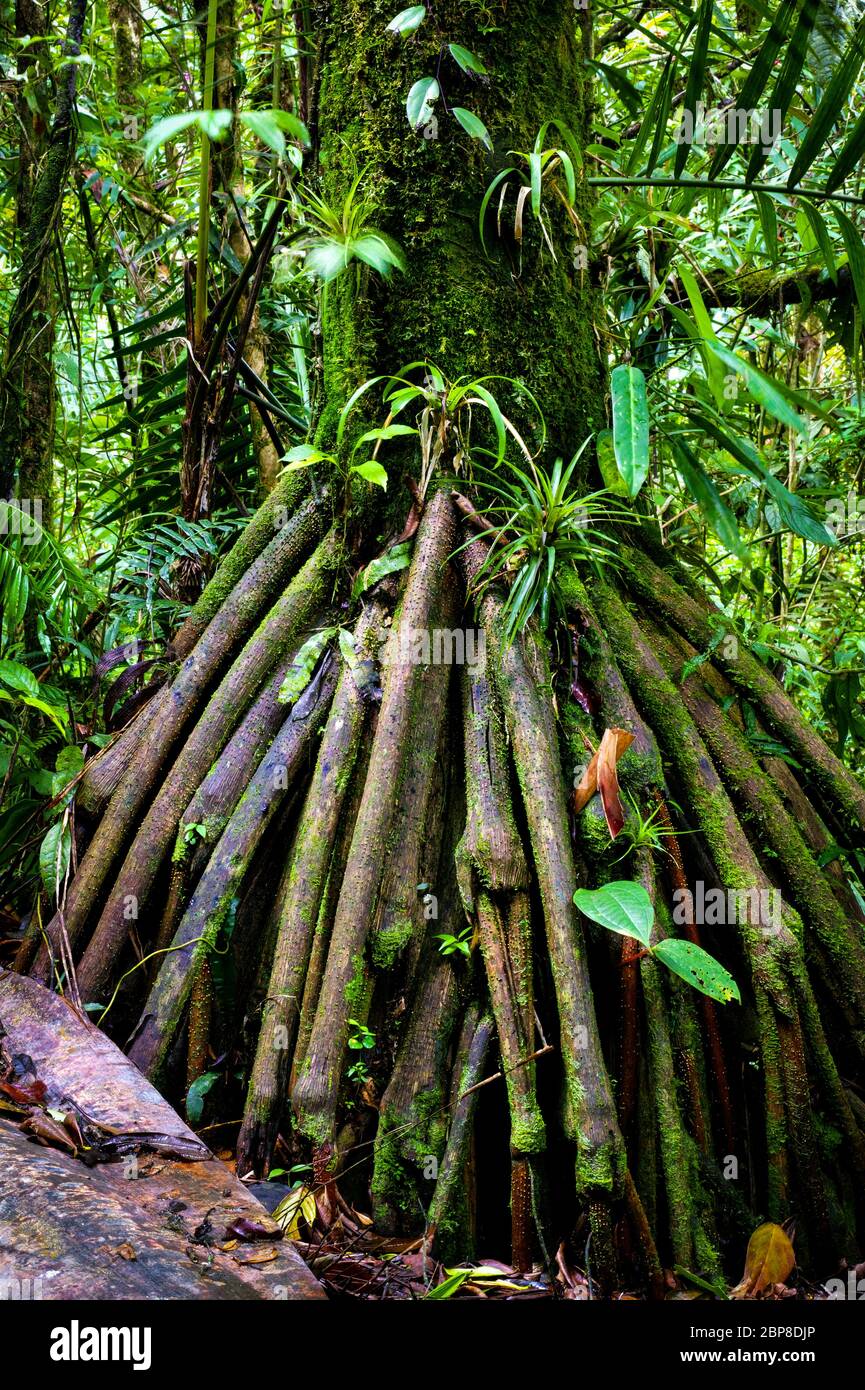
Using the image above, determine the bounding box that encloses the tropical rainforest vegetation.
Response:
[1,0,865,1299]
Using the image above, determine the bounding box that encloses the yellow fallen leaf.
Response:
[731,1223,795,1298]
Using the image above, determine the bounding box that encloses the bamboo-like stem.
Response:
[194,0,219,347]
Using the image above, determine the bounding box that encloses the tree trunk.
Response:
[30,0,865,1286]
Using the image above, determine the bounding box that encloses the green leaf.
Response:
[670,436,746,558]
[142,112,199,161]
[787,15,865,188]
[798,201,837,282]
[351,234,407,276]
[0,658,40,698]
[387,5,426,35]
[709,0,799,177]
[185,1070,220,1125]
[449,43,487,75]
[351,461,389,489]
[746,0,821,183]
[596,429,630,497]
[238,109,310,155]
[833,208,865,325]
[39,821,71,898]
[610,364,650,497]
[426,1270,472,1300]
[573,881,654,948]
[451,107,492,151]
[704,341,807,436]
[353,423,417,451]
[692,410,837,547]
[352,541,413,599]
[196,108,233,142]
[338,628,358,668]
[826,105,865,194]
[278,628,336,705]
[652,938,740,1004]
[674,0,713,177]
[677,264,725,409]
[281,443,333,472]
[406,77,439,130]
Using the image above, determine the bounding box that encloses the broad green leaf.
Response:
[0,658,40,698]
[653,938,740,1004]
[352,461,389,489]
[596,428,629,497]
[387,5,426,35]
[238,108,309,155]
[610,364,649,497]
[304,240,351,280]
[278,628,336,705]
[755,192,778,266]
[573,881,654,948]
[185,1070,219,1125]
[406,77,439,130]
[352,542,413,599]
[281,443,333,472]
[338,628,358,669]
[351,234,407,276]
[354,424,417,449]
[196,108,233,142]
[452,107,492,151]
[449,43,487,75]
[39,820,71,898]
[142,112,199,161]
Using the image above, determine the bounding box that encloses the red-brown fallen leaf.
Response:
[573,727,635,825]
[730,1223,795,1298]
[0,1078,47,1105]
[597,726,631,837]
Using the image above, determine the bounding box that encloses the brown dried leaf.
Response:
[573,727,634,823]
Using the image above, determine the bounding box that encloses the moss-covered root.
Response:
[425,1006,495,1265]
[639,857,719,1274]
[655,795,734,1154]
[370,547,458,975]
[368,765,466,1231]
[127,656,339,1082]
[664,642,865,1053]
[621,545,865,832]
[592,582,840,1245]
[71,480,315,822]
[764,755,865,930]
[32,504,328,978]
[167,471,312,662]
[292,492,458,1148]
[154,630,330,960]
[455,661,544,1261]
[54,532,341,999]
[235,605,384,1179]
[461,540,625,1211]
